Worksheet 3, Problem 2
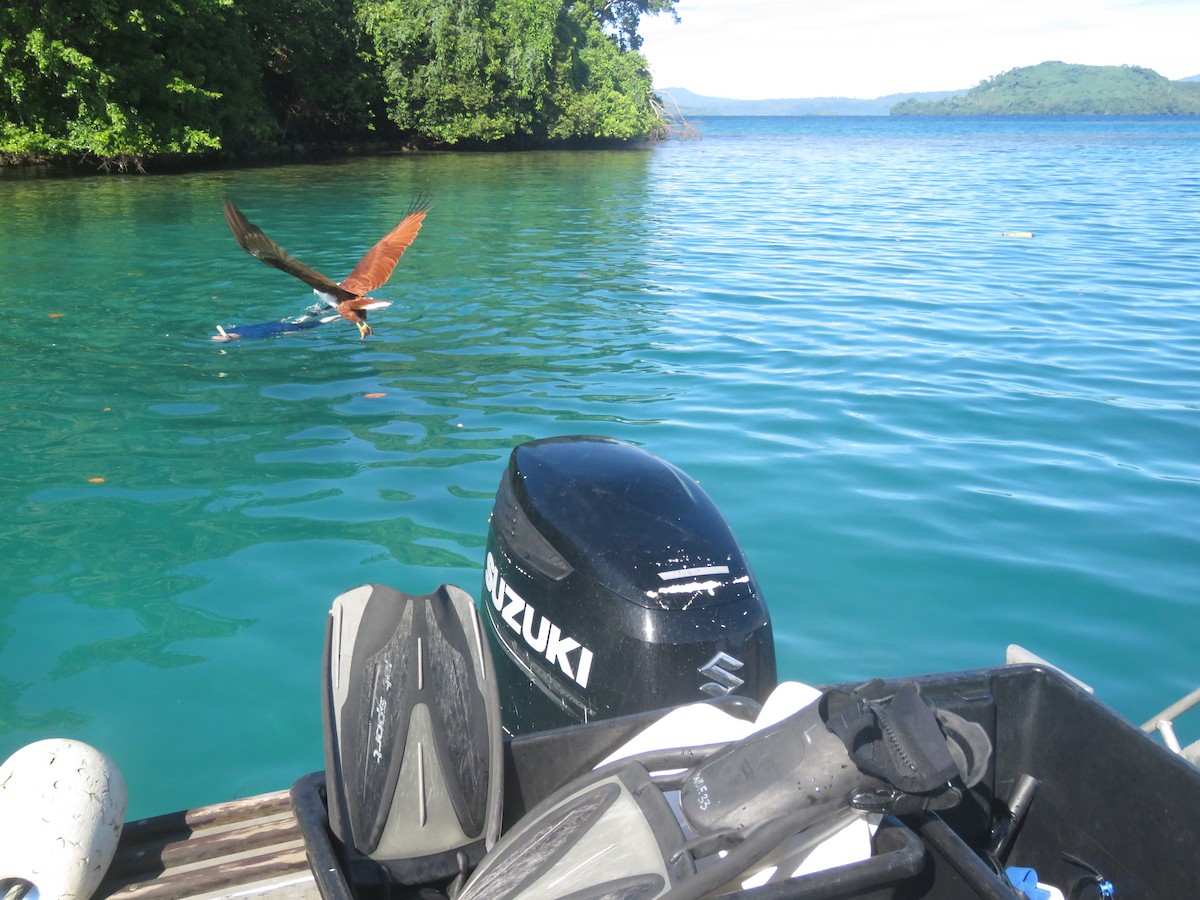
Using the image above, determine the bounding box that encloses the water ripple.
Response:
[1,118,1197,814]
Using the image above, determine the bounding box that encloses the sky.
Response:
[637,0,1200,100]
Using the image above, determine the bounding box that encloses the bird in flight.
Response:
[220,195,431,340]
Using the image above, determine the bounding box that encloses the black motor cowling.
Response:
[481,435,777,734]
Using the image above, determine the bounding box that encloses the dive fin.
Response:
[323,584,503,884]
[456,753,704,900]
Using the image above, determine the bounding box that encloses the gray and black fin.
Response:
[455,752,706,900]
[322,583,503,886]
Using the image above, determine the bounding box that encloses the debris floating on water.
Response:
[1003,231,1035,238]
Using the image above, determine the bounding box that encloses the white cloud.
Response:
[638,0,1200,99]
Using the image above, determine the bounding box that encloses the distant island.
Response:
[656,87,965,117]
[892,62,1200,115]
[661,62,1200,118]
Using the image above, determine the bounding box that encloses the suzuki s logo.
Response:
[485,552,594,689]
[699,651,745,697]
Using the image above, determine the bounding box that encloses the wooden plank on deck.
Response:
[96,790,319,900]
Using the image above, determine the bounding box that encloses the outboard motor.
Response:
[481,435,776,734]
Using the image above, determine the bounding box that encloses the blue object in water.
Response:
[213,307,338,341]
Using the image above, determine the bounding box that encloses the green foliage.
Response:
[355,0,535,142]
[543,3,657,139]
[892,62,1200,116]
[243,0,387,142]
[582,0,678,51]
[0,0,273,162]
[1,0,674,165]
[357,0,663,143]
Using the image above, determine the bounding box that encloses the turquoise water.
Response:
[2,116,1197,817]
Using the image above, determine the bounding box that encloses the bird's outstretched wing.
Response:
[339,194,432,297]
[223,200,354,301]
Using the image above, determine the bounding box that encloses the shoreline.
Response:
[0,131,667,178]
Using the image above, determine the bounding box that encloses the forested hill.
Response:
[0,0,678,170]
[891,62,1200,116]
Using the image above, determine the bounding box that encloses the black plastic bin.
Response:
[293,770,925,900]
[293,664,1200,899]
[292,692,927,900]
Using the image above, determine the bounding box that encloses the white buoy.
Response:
[0,739,127,900]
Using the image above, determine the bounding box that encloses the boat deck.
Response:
[96,790,318,900]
